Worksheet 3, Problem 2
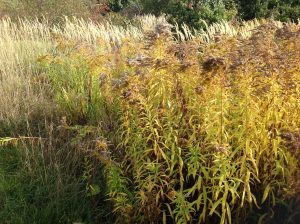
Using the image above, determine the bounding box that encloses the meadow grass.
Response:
[0,15,165,134]
[0,15,168,223]
[0,145,93,223]
[0,16,300,223]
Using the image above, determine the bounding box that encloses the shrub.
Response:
[109,0,300,29]
[0,144,95,223]
[237,0,300,22]
[129,0,238,29]
[108,0,129,11]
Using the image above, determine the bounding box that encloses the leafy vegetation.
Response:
[109,0,238,29]
[0,7,299,224]
[1,1,299,29]
[36,19,300,223]
[0,145,94,223]
[107,0,300,29]
[237,0,300,22]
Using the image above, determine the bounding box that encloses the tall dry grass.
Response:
[0,15,167,134]
[0,18,52,131]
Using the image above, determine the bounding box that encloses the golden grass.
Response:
[0,15,167,128]
[0,18,52,124]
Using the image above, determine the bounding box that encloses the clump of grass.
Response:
[0,17,53,135]
[0,143,93,223]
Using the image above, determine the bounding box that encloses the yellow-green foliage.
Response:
[0,15,163,134]
[39,20,300,223]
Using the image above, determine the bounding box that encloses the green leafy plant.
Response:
[61,21,299,223]
[129,0,238,29]
[237,0,300,22]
